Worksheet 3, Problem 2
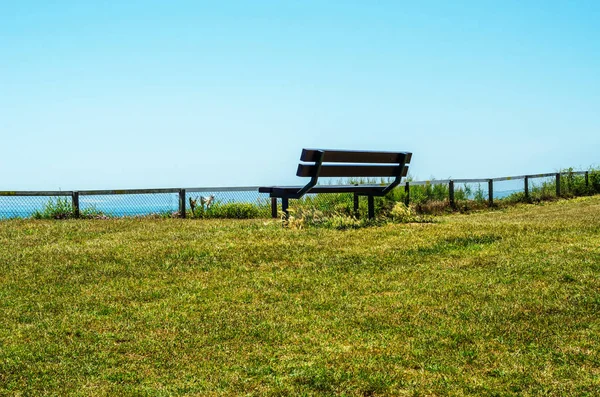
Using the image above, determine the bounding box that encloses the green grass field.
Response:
[1,197,599,396]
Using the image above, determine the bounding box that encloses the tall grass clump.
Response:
[190,200,266,219]
[591,169,600,192]
[31,198,108,219]
[409,183,451,215]
[285,194,432,230]
[501,167,600,204]
[282,207,366,230]
[501,180,555,204]
[561,167,600,197]
[31,197,75,219]
[410,181,449,204]
[403,180,487,214]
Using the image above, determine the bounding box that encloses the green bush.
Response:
[32,197,75,219]
[590,170,600,193]
[502,180,556,204]
[31,199,109,220]
[561,168,592,197]
[409,182,449,204]
[191,202,261,219]
[501,191,526,205]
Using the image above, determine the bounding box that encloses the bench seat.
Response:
[259,184,391,196]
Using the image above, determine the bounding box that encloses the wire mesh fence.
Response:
[0,188,273,220]
[0,193,72,219]
[1,170,597,220]
[185,187,271,219]
[79,192,180,218]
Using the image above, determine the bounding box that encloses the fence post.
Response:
[488,179,493,207]
[271,198,278,218]
[72,191,80,218]
[404,182,410,206]
[449,180,455,209]
[585,171,589,188]
[556,173,561,197]
[524,176,529,200]
[179,189,186,218]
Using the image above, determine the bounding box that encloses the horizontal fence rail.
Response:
[78,188,181,195]
[0,191,73,196]
[0,170,596,219]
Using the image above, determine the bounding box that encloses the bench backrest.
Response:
[297,149,411,178]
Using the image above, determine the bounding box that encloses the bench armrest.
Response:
[294,150,324,198]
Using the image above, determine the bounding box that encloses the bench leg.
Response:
[368,196,374,219]
[353,193,359,217]
[282,197,289,219]
[271,197,278,218]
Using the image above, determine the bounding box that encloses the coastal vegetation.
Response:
[20,168,600,222]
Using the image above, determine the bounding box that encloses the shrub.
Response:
[32,197,75,219]
[473,184,486,203]
[408,182,450,205]
[501,191,526,205]
[561,168,591,197]
[192,202,260,219]
[590,170,600,193]
[31,199,109,220]
[501,178,557,204]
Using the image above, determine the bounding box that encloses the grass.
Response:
[1,196,599,395]
[190,201,266,219]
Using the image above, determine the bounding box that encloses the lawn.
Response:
[1,197,599,396]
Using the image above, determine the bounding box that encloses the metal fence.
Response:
[407,172,574,207]
[0,187,271,219]
[0,170,596,220]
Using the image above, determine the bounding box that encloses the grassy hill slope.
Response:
[1,197,599,395]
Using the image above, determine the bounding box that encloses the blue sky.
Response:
[1,0,599,190]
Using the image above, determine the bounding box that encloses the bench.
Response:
[259,149,412,219]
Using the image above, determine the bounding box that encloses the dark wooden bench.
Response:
[259,149,412,219]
